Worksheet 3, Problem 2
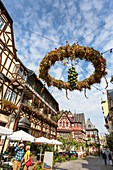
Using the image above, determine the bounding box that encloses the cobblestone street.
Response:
[53,156,113,170]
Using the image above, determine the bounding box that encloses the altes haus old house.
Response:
[0,0,59,150]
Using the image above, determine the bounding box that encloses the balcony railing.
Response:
[20,103,57,126]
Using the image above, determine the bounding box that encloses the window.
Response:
[88,125,91,128]
[18,67,27,81]
[23,71,27,81]
[5,88,17,103]
[66,122,68,127]
[59,122,62,127]
[18,67,24,77]
[5,89,12,101]
[13,65,19,74]
[0,16,5,30]
[75,135,78,139]
[11,92,17,103]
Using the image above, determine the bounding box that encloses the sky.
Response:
[2,0,113,135]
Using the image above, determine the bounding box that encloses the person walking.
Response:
[102,151,107,166]
[108,151,112,165]
[13,143,25,170]
[23,145,32,170]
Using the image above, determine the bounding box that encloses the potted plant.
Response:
[2,98,18,111]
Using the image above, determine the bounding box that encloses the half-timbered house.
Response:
[0,1,59,150]
[86,118,100,153]
[57,111,86,142]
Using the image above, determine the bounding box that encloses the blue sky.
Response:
[2,0,113,134]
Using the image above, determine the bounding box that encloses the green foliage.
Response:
[65,154,70,160]
[55,154,66,162]
[106,132,113,150]
[61,157,66,162]
[46,145,53,152]
[55,157,59,162]
[68,66,78,90]
[26,141,32,146]
[70,155,77,160]
[95,143,101,148]
[36,162,42,170]
[2,98,18,110]
[57,136,79,151]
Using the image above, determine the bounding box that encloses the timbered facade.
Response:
[0,0,59,147]
[57,111,86,142]
[101,89,113,132]
[86,118,100,145]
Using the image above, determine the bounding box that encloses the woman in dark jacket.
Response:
[102,152,107,165]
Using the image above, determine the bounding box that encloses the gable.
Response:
[0,3,16,56]
[58,113,70,123]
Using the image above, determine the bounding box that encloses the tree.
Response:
[57,135,83,151]
[106,132,113,150]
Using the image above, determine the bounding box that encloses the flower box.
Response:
[2,98,18,111]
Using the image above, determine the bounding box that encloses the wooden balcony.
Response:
[10,73,25,89]
[20,103,57,127]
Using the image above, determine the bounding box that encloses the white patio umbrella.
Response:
[35,136,51,144]
[0,126,13,153]
[49,139,62,153]
[50,139,62,145]
[7,130,35,142]
[35,136,51,161]
[0,126,13,135]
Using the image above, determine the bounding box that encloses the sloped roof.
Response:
[86,118,96,130]
[19,117,31,126]
[0,1,12,22]
[58,110,82,124]
[76,113,85,123]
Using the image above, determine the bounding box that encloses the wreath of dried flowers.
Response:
[39,44,107,91]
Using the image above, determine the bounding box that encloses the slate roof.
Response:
[19,117,31,126]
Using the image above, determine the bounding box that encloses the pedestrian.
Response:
[102,151,107,166]
[23,145,32,170]
[100,149,103,158]
[11,144,16,156]
[13,143,25,170]
[3,147,9,162]
[108,151,112,165]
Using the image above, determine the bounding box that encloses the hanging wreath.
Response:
[39,44,107,91]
